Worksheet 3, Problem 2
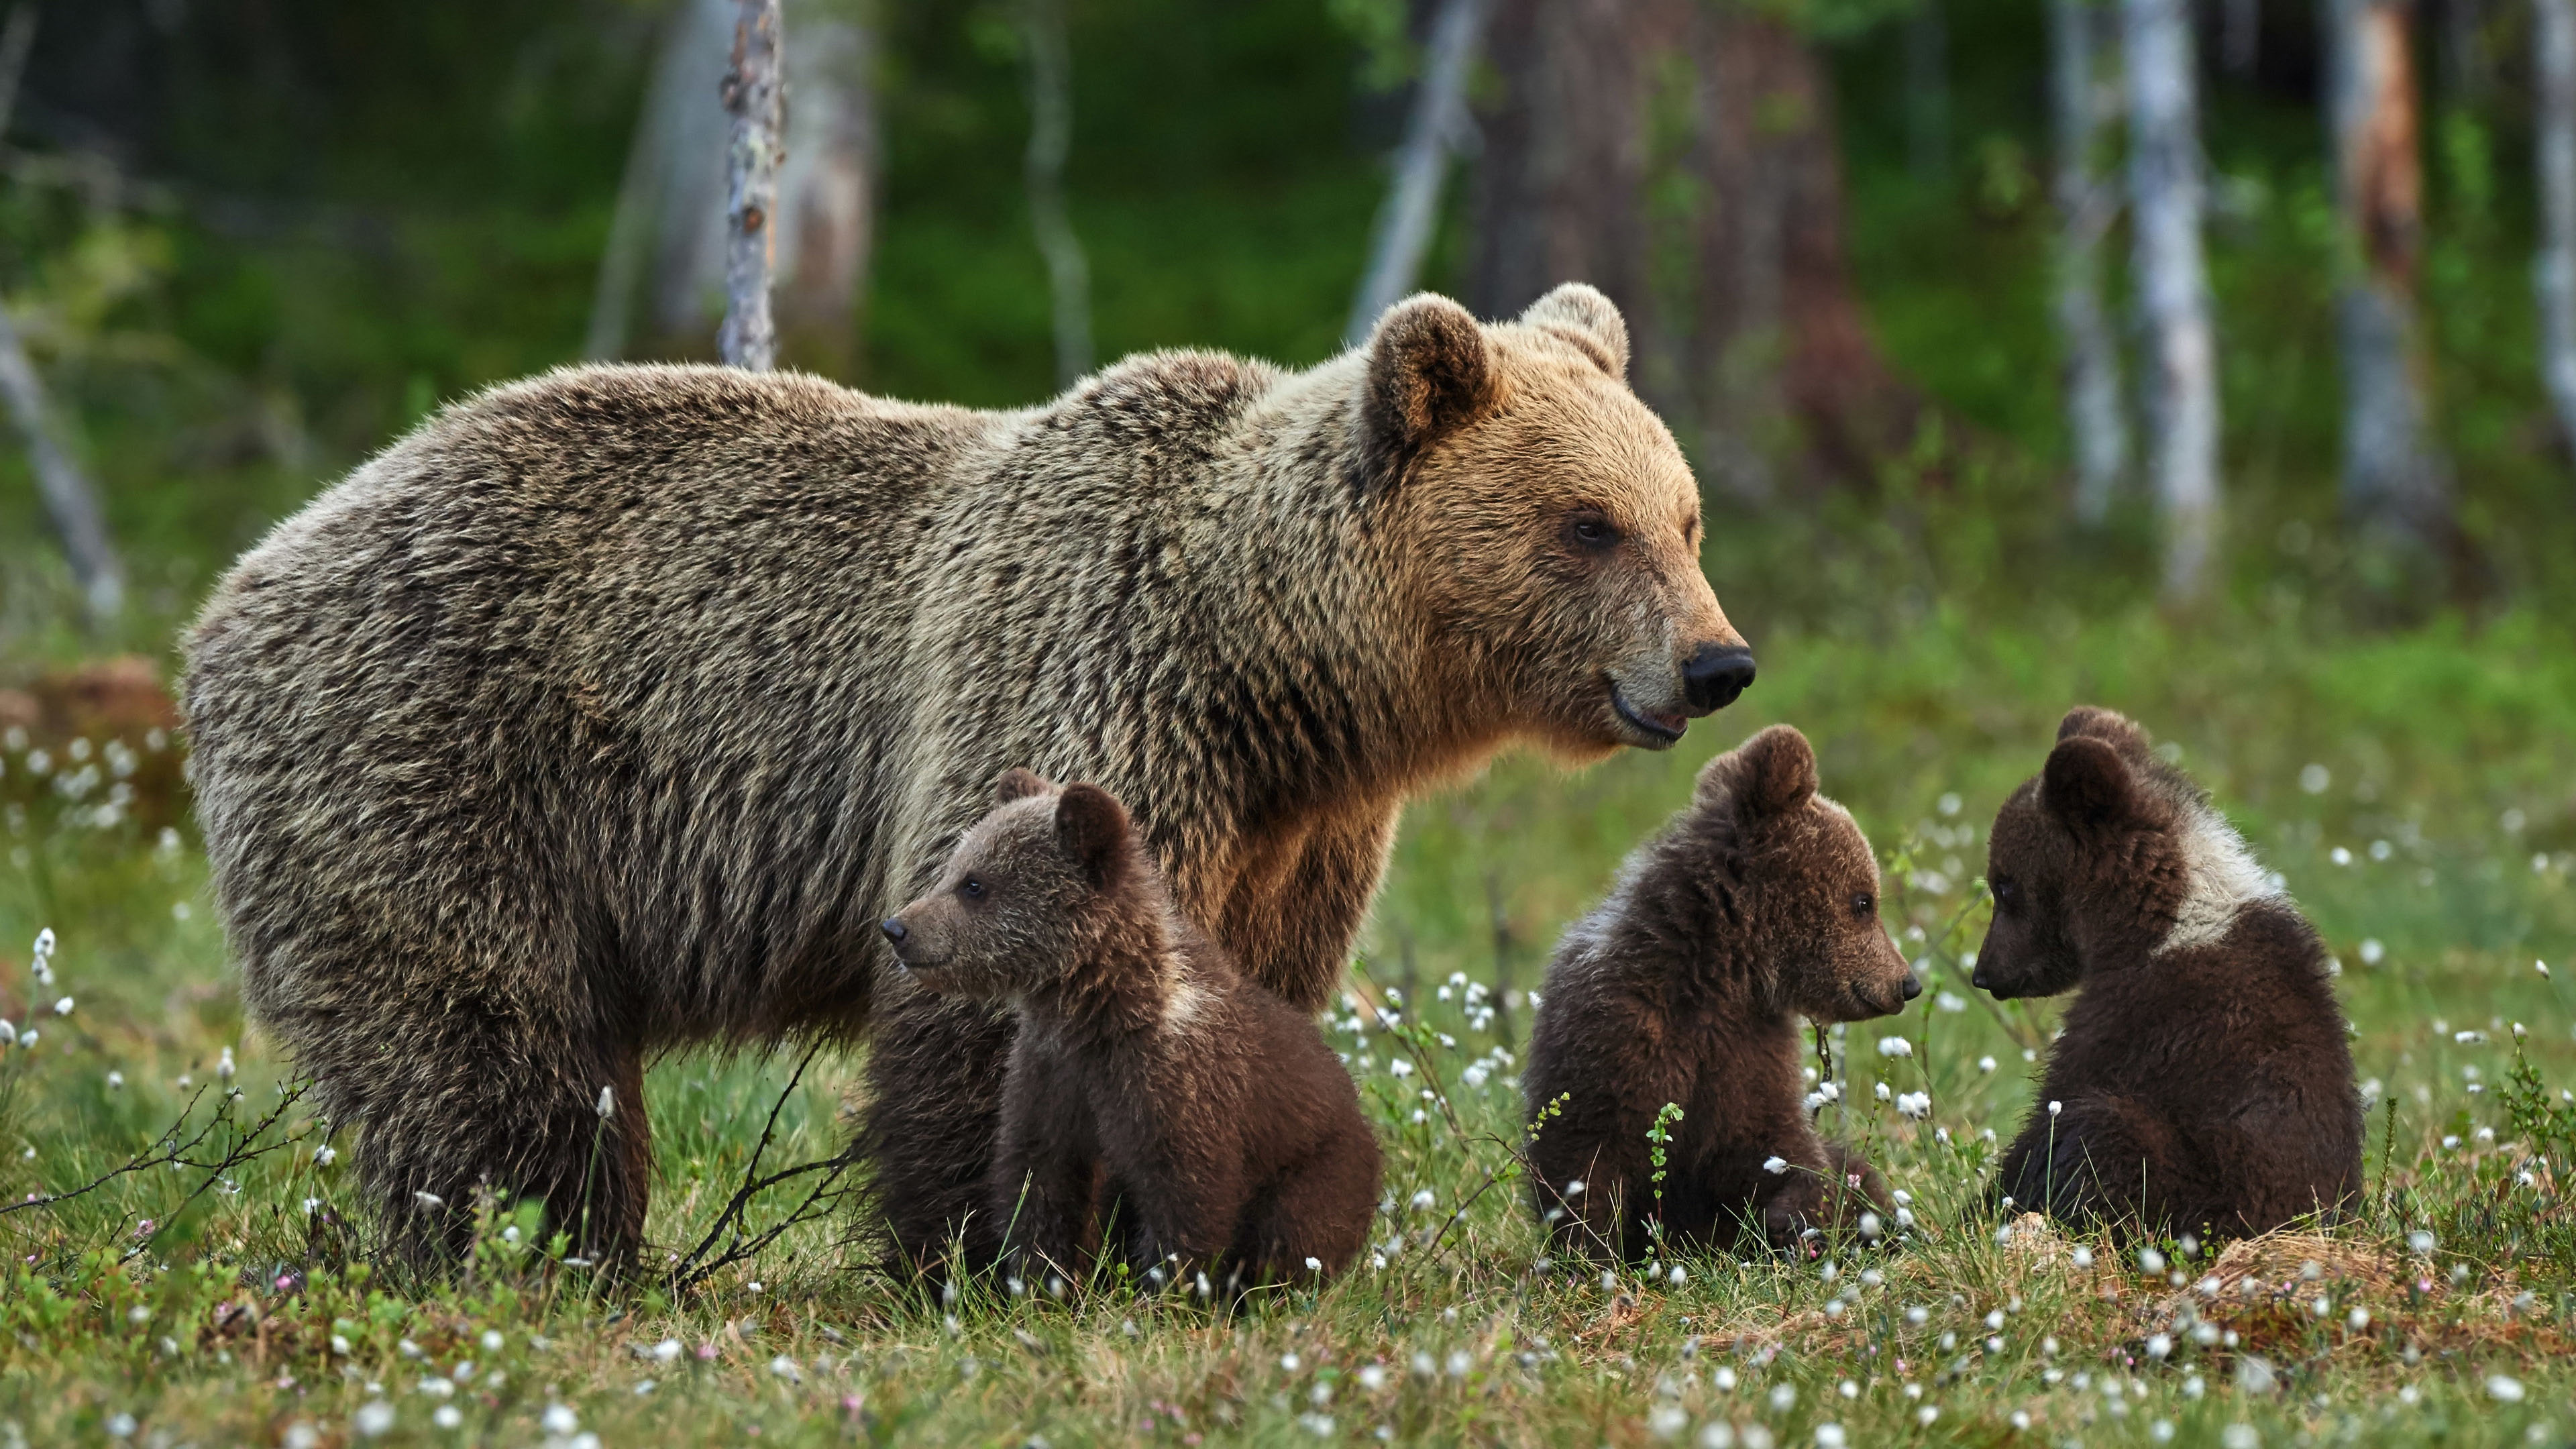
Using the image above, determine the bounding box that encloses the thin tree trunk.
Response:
[2534,0,2576,458]
[2125,0,2220,598]
[1022,0,1091,390]
[718,0,784,370]
[1470,0,1919,498]
[773,6,877,378]
[0,4,118,623]
[1344,0,1489,349]
[2054,0,2130,522]
[2325,0,2450,560]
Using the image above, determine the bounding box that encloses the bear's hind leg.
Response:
[1238,1129,1381,1285]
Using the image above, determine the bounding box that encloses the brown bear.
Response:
[1521,725,1919,1262]
[1974,706,2363,1239]
[179,284,1754,1268]
[882,769,1379,1293]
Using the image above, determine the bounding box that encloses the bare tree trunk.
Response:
[2125,0,2220,598]
[2534,0,2576,458]
[1344,0,1489,349]
[2325,0,2451,561]
[1470,0,1919,498]
[592,0,877,376]
[0,4,118,623]
[718,0,784,370]
[2053,0,2130,522]
[1022,0,1091,390]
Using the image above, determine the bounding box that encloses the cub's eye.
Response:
[1851,894,1875,918]
[1990,877,2019,908]
[959,876,986,901]
[1566,511,1620,551]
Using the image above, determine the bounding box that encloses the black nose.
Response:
[1901,975,1922,1001]
[880,918,907,944]
[1682,644,1756,712]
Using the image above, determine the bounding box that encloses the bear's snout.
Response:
[881,918,907,943]
[1681,644,1757,713]
[1900,973,1922,1002]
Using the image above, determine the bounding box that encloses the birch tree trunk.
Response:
[2125,0,2220,599]
[1344,0,1489,349]
[2053,0,2129,522]
[1022,0,1092,390]
[718,0,784,370]
[2534,0,2576,458]
[2324,0,2451,560]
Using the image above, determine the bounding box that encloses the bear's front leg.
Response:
[863,989,1022,1274]
[988,1051,1103,1292]
[1995,1093,2159,1231]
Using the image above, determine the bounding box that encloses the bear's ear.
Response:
[994,767,1053,804]
[1720,724,1818,820]
[2042,736,2141,830]
[2055,705,2153,761]
[1354,294,1501,488]
[1518,282,1629,379]
[1053,783,1135,890]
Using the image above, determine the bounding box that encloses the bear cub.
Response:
[1523,725,1921,1260]
[882,769,1381,1292]
[1975,707,2363,1238]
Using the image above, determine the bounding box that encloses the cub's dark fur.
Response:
[883,770,1381,1290]
[1976,706,2363,1238]
[1522,725,1919,1260]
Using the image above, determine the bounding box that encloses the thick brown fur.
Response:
[1976,706,2364,1240]
[178,285,1748,1267]
[1521,726,1917,1261]
[883,771,1379,1292]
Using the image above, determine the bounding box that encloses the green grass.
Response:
[3,604,2573,1446]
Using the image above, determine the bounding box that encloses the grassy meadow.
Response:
[2,596,2573,1448]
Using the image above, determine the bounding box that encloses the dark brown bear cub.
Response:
[882,769,1380,1292]
[1523,725,1920,1260]
[1976,707,2363,1238]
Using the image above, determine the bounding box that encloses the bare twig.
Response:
[668,1044,860,1293]
[1,1078,320,1264]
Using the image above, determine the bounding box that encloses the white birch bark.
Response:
[2536,0,2576,458]
[718,0,784,370]
[2125,0,2220,598]
[1022,0,1091,388]
[2053,0,2129,522]
[2325,0,2449,553]
[1344,0,1487,349]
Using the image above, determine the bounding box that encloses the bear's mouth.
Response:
[1608,680,1686,747]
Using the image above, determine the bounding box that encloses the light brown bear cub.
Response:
[1523,725,1919,1260]
[1975,706,2362,1239]
[883,769,1381,1293]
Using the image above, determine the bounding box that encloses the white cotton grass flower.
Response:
[1977,1055,1997,1073]
[0,1020,15,1046]
[1896,1091,1931,1120]
[52,998,72,1017]
[1876,1036,1913,1058]
[1874,1081,1892,1103]
[596,1085,615,1119]
[30,928,55,986]
[1410,1188,1437,1212]
[315,1146,338,1168]
[540,1404,578,1435]
[2358,938,2385,966]
[1762,1156,1788,1175]
[413,1191,446,1211]
[2488,1375,2526,1403]
[2048,1100,2063,1117]
[353,1401,396,1437]
[216,1046,236,1081]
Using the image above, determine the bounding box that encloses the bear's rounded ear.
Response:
[2042,736,2140,830]
[1723,724,1818,820]
[1054,783,1134,890]
[994,767,1052,804]
[1354,294,1501,489]
[2055,705,2152,760]
[1518,282,1629,379]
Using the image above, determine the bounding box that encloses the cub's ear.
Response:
[1518,282,1629,379]
[2055,705,2152,760]
[1354,294,1501,488]
[1053,783,1135,890]
[2042,736,2141,830]
[1714,724,1817,819]
[994,767,1053,804]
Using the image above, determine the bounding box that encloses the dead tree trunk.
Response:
[2534,0,2576,459]
[2053,0,2130,522]
[2125,0,2220,598]
[2324,0,2451,562]
[718,0,784,370]
[1470,0,1919,499]
[1344,0,1488,348]
[1022,0,1091,390]
[773,8,877,378]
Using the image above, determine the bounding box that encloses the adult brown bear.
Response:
[180,285,1754,1269]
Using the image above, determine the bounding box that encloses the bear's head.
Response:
[1973,707,2275,999]
[1690,724,1919,1021]
[1355,284,1752,761]
[880,768,1144,1000]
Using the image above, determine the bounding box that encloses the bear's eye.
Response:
[1851,893,1875,918]
[1990,877,2019,908]
[1565,510,1621,551]
[959,876,985,901]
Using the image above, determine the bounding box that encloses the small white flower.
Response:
[354,1401,396,1438]
[769,1354,802,1382]
[433,1405,463,1429]
[651,1338,682,1362]
[52,998,72,1017]
[2047,1099,2063,1117]
[2221,1426,2258,1449]
[1281,1352,1302,1371]
[315,1146,338,1167]
[541,1403,578,1434]
[1669,1265,1687,1285]
[1388,1058,1413,1079]
[1874,1081,1892,1102]
[1876,1036,1913,1058]
[0,1020,13,1046]
[2359,938,2385,966]
[1762,1156,1788,1175]
[1814,1426,1846,1449]
[2139,1247,2167,1273]
[1564,1179,1586,1198]
[1976,1055,1997,1074]
[1304,1256,1322,1272]
[413,1191,445,1210]
[2347,1307,2371,1331]
[216,1046,236,1082]
[1896,1091,1931,1120]
[2072,1246,2095,1269]
[596,1085,615,1118]
[482,1329,504,1351]
[2147,1334,2171,1359]
[107,1071,124,1089]
[2488,1375,2526,1403]
[2330,846,2353,867]
[1411,1188,1437,1212]
[2408,1230,2437,1254]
